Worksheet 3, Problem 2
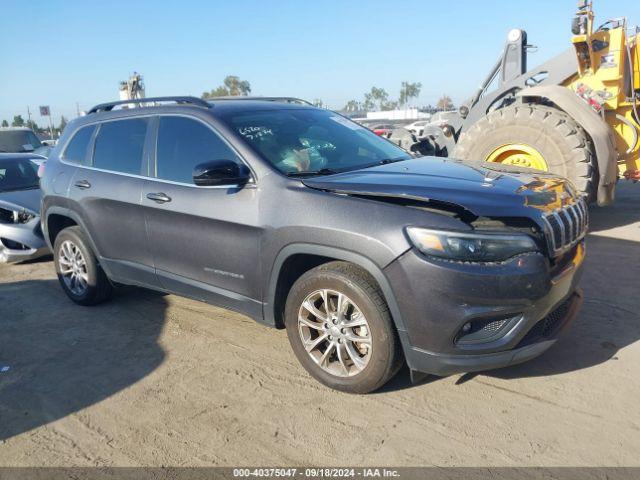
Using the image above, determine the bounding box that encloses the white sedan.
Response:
[403,120,430,136]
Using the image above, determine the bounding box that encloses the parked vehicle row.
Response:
[0,153,49,263]
[35,96,586,393]
[0,126,54,158]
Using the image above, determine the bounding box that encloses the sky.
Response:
[1,0,639,124]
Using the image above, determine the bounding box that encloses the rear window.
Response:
[62,125,96,165]
[93,119,148,175]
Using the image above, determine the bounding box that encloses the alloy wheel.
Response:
[58,240,89,296]
[297,289,372,377]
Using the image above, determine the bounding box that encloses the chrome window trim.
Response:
[58,113,256,190]
[56,162,250,190]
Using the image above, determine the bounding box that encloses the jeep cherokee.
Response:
[40,96,585,393]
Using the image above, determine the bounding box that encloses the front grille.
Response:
[481,319,508,333]
[455,315,519,345]
[541,198,588,257]
[517,297,573,348]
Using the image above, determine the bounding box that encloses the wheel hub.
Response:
[297,289,372,377]
[486,143,549,171]
[58,240,89,296]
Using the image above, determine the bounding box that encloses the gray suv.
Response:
[41,96,586,393]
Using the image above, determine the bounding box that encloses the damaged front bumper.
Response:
[385,241,585,377]
[0,218,49,263]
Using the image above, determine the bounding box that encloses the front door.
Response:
[142,115,261,318]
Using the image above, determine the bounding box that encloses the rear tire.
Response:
[284,261,403,394]
[53,226,113,306]
[454,104,597,201]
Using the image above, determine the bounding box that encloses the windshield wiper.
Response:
[286,168,340,178]
[377,156,411,165]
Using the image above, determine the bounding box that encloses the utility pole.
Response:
[76,102,80,117]
[39,106,54,140]
[27,106,32,126]
[49,110,54,139]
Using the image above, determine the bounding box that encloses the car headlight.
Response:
[0,207,35,224]
[15,210,36,223]
[406,227,538,262]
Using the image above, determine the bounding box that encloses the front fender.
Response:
[263,243,409,334]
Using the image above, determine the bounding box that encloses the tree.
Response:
[437,94,455,111]
[369,87,389,110]
[202,75,251,99]
[343,100,361,112]
[313,98,324,108]
[399,81,422,106]
[203,86,230,98]
[381,100,399,111]
[59,116,68,132]
[1,120,8,127]
[26,120,39,131]
[12,115,25,127]
[363,92,375,111]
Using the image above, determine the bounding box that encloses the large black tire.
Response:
[53,226,113,306]
[284,261,403,394]
[454,104,597,200]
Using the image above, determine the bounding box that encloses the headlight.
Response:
[406,227,538,262]
[16,210,36,224]
[0,207,35,224]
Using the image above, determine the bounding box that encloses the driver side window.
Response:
[156,116,240,184]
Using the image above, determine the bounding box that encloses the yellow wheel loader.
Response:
[419,1,640,205]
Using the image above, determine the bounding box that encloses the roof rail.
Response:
[87,96,210,114]
[207,96,313,105]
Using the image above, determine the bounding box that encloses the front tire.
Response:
[284,262,402,394]
[54,226,113,306]
[453,104,597,200]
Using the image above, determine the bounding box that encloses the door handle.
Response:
[74,180,91,189]
[146,192,172,203]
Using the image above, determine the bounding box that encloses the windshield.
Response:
[0,130,43,153]
[0,158,40,192]
[218,108,411,175]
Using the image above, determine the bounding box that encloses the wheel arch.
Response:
[264,244,407,333]
[44,207,102,260]
[516,85,618,205]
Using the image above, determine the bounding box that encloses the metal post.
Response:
[48,110,54,140]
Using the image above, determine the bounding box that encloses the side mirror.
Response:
[193,159,251,187]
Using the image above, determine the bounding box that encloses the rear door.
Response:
[67,117,158,286]
[142,115,261,317]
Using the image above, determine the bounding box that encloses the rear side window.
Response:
[62,125,96,164]
[156,116,240,184]
[93,118,148,175]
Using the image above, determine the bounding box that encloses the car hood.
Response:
[302,157,579,220]
[0,188,42,215]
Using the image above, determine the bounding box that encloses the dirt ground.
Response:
[1,183,639,467]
